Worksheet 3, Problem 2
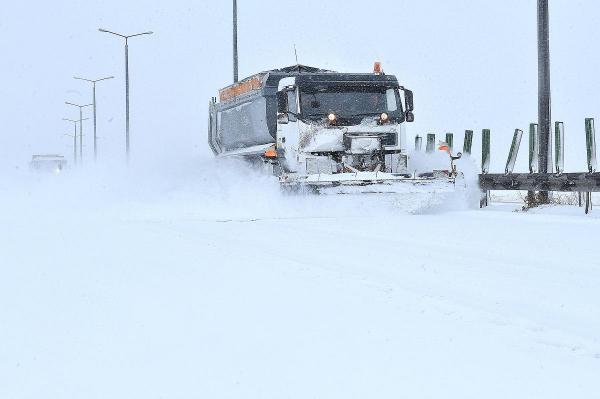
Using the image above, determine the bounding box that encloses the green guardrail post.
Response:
[482,129,490,174]
[415,135,422,151]
[586,118,597,173]
[445,133,454,152]
[547,122,554,173]
[505,129,523,175]
[555,121,564,174]
[463,130,473,155]
[529,123,539,173]
[426,133,436,153]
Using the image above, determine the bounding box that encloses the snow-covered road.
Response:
[1,160,599,398]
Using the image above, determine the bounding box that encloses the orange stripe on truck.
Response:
[219,75,264,102]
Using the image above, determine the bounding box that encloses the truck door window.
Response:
[286,89,298,122]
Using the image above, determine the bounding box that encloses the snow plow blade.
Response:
[280,171,460,195]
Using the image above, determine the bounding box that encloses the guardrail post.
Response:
[463,130,473,155]
[480,129,491,208]
[445,133,454,152]
[529,123,539,173]
[585,118,596,214]
[586,118,597,173]
[555,121,564,174]
[547,124,554,173]
[482,129,490,174]
[585,192,593,214]
[426,133,436,153]
[505,129,523,175]
[415,135,423,151]
[527,123,539,205]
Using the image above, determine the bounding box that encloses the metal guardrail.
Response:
[476,118,596,213]
[418,119,597,213]
[479,172,600,192]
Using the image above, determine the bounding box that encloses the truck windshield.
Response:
[299,86,401,118]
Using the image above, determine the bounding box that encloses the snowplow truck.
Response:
[208,64,456,193]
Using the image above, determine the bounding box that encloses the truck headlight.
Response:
[327,112,337,123]
[380,112,389,123]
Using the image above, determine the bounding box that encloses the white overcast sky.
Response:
[0,0,598,170]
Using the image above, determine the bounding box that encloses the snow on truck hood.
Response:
[300,118,398,152]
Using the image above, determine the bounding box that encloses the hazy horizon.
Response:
[1,0,598,172]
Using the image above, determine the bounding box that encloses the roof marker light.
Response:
[373,62,382,74]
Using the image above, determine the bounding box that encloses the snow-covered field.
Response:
[1,158,599,399]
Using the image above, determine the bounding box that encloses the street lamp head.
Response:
[127,31,155,39]
[66,102,93,108]
[99,28,127,38]
[99,28,153,39]
[74,76,115,83]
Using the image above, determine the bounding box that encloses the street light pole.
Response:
[125,38,130,159]
[99,28,153,163]
[66,102,92,163]
[63,117,89,165]
[538,0,551,203]
[63,118,79,165]
[233,0,239,83]
[74,76,114,162]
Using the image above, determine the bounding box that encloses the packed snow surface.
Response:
[1,157,599,399]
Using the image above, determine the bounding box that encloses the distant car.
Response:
[29,155,68,174]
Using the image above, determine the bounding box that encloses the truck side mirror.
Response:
[404,89,414,112]
[405,112,415,122]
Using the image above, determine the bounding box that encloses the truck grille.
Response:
[381,133,397,146]
[344,133,397,150]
